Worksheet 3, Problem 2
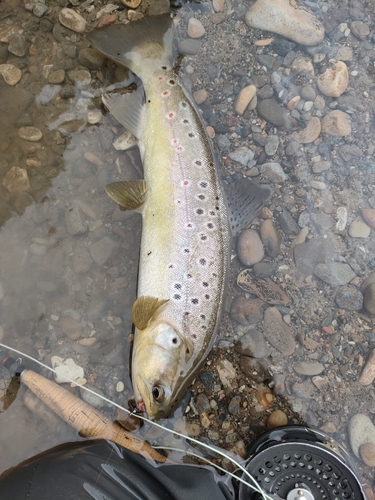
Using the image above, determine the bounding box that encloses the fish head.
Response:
[132,321,193,420]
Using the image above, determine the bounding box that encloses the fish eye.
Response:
[152,385,164,402]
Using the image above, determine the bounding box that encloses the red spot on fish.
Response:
[162,91,169,96]
[168,112,174,118]
[183,180,189,186]
[177,146,183,152]
[159,77,163,81]
[172,139,178,145]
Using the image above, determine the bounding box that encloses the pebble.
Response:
[18,126,42,142]
[351,21,370,40]
[228,395,241,415]
[113,131,137,151]
[293,361,324,376]
[216,359,237,388]
[321,110,351,136]
[178,39,201,56]
[261,162,286,183]
[253,262,278,278]
[362,209,375,229]
[292,380,315,399]
[61,316,82,339]
[364,284,375,315]
[237,229,264,267]
[193,89,208,105]
[0,64,22,85]
[287,95,300,111]
[360,443,375,467]
[359,350,375,386]
[213,0,225,12]
[296,116,321,144]
[228,146,254,166]
[59,8,87,33]
[277,210,299,235]
[267,410,288,429]
[335,46,353,61]
[361,272,375,292]
[312,160,331,174]
[310,180,326,190]
[264,135,279,156]
[89,236,117,266]
[78,48,106,70]
[80,386,104,408]
[291,57,314,77]
[196,393,210,414]
[68,69,91,89]
[348,220,371,238]
[263,307,295,355]
[348,414,375,458]
[87,109,102,125]
[335,286,363,310]
[317,61,349,98]
[8,34,27,57]
[314,262,356,286]
[234,85,256,115]
[72,247,92,274]
[231,297,265,326]
[33,3,48,17]
[235,328,269,359]
[245,0,324,46]
[121,0,141,7]
[48,69,65,84]
[3,167,30,193]
[51,356,84,384]
[187,18,205,39]
[65,205,87,236]
[257,98,292,128]
[259,219,279,258]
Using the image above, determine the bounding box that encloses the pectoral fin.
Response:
[132,296,168,331]
[105,180,147,211]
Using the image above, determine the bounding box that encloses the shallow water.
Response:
[0,0,374,494]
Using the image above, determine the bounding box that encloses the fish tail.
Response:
[88,14,177,81]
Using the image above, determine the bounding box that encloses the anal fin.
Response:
[132,296,169,331]
[226,178,272,237]
[105,180,147,211]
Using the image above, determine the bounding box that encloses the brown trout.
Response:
[89,15,270,420]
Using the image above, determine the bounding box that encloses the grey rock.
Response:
[99,127,115,151]
[300,85,316,101]
[294,237,333,275]
[314,262,356,286]
[78,48,106,70]
[178,39,201,56]
[285,140,300,156]
[293,361,324,376]
[335,286,363,310]
[364,284,375,315]
[8,34,27,57]
[80,386,105,409]
[196,393,210,414]
[68,69,91,89]
[231,297,265,326]
[253,262,278,278]
[228,395,241,415]
[63,45,78,59]
[292,380,315,399]
[257,98,292,128]
[348,414,375,458]
[33,2,48,17]
[235,329,269,358]
[271,38,296,56]
[262,162,286,183]
[265,135,279,156]
[263,307,295,355]
[228,146,254,166]
[65,205,87,236]
[148,0,170,15]
[277,210,299,235]
[257,55,275,70]
[216,134,231,152]
[257,84,274,100]
[72,247,93,274]
[89,236,117,266]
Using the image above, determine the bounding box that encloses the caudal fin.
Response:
[88,14,177,81]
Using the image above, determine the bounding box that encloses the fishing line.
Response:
[0,341,270,500]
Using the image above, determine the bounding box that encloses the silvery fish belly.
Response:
[89,15,269,420]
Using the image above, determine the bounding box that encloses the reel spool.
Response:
[239,425,366,500]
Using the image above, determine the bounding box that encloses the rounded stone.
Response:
[231,297,265,326]
[68,69,91,89]
[267,410,288,429]
[234,85,256,115]
[257,98,292,128]
[349,220,371,238]
[348,414,375,458]
[351,21,370,40]
[321,110,351,136]
[61,316,82,339]
[18,126,42,141]
[237,229,264,267]
[8,33,27,57]
[362,208,375,229]
[314,262,356,286]
[193,89,208,105]
[78,48,106,70]
[260,219,279,258]
[48,69,65,84]
[263,307,295,355]
[296,117,321,144]
[2,167,30,193]
[317,61,349,97]
[361,272,375,292]
[235,328,268,359]
[187,18,205,39]
[364,284,375,315]
[59,8,87,33]
[360,443,375,467]
[0,64,22,85]
[335,286,363,310]
[245,0,324,46]
[359,350,375,386]
[293,361,324,376]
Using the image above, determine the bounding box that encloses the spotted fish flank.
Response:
[89,15,270,420]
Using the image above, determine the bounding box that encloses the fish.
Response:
[88,14,271,420]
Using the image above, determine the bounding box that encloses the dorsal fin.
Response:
[226,178,272,237]
[132,296,168,331]
[105,180,147,211]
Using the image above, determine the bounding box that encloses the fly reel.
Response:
[239,426,366,500]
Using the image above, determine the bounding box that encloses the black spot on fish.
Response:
[192,334,197,339]
[207,223,214,229]
[161,66,167,70]
[196,208,204,215]
[172,337,178,344]
[205,294,210,300]
[189,133,194,138]
[198,194,205,200]
[200,182,208,188]
[202,282,208,287]
[169,79,175,85]
[183,119,189,124]
[174,294,181,300]
[147,251,152,256]
[199,258,207,266]
[195,160,202,166]
[181,102,187,108]
[174,283,182,289]
[200,314,206,320]
[191,298,199,305]
[200,235,207,241]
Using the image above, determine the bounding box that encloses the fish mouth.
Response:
[136,400,146,412]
